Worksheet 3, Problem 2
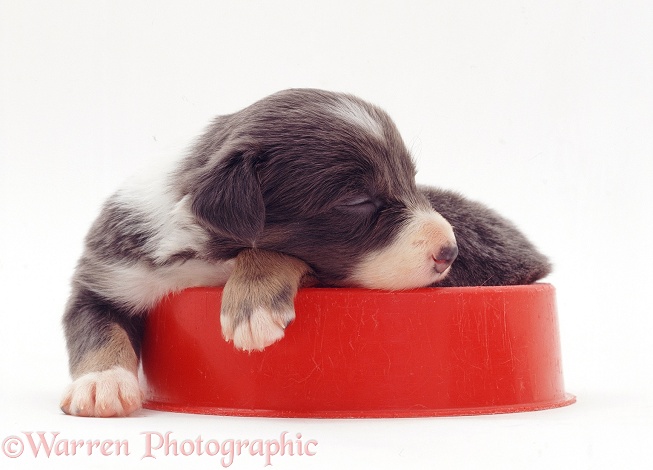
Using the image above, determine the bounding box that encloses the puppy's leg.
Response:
[221,249,310,351]
[60,288,144,417]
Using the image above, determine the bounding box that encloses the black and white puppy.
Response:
[61,89,550,417]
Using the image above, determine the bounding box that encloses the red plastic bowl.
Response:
[142,284,574,418]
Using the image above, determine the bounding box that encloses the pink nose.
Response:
[433,245,458,273]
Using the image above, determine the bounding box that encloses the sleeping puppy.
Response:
[60,89,550,417]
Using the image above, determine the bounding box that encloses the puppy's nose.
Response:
[433,244,458,273]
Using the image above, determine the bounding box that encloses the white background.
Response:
[1,1,652,468]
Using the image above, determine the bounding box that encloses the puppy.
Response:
[60,89,550,417]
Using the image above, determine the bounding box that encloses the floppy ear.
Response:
[190,149,265,243]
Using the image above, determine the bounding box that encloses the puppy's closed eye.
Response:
[337,196,382,215]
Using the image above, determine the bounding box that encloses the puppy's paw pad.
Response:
[60,367,142,417]
[224,307,293,351]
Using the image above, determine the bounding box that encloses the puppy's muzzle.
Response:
[434,244,458,274]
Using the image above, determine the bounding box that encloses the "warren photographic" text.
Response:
[2,430,318,467]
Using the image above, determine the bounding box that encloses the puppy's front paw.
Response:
[221,289,295,352]
[60,367,142,417]
[220,249,309,352]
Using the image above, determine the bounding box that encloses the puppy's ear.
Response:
[190,149,265,243]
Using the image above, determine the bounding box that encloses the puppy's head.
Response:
[189,89,457,289]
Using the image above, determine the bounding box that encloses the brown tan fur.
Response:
[69,324,139,378]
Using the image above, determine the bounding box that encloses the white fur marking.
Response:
[151,194,210,263]
[61,367,141,417]
[350,208,456,289]
[84,258,235,313]
[86,159,235,311]
[224,307,290,352]
[325,98,385,139]
[114,164,210,264]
